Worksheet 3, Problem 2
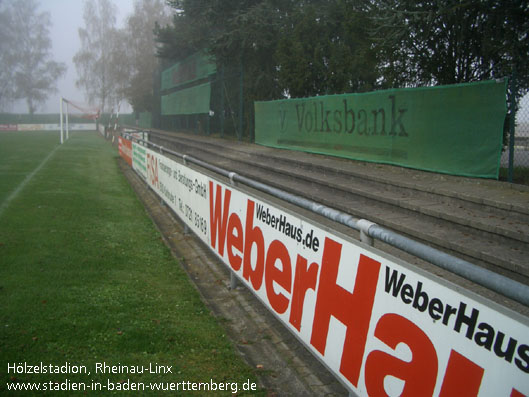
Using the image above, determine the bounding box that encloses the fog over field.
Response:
[10,0,134,114]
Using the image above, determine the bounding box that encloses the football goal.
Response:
[59,98,100,144]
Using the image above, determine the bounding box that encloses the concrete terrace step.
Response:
[169,133,529,215]
[157,132,529,241]
[147,130,529,284]
[201,136,528,207]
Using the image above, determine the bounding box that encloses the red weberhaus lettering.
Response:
[208,181,528,396]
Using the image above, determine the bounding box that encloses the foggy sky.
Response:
[10,1,529,120]
[12,0,134,114]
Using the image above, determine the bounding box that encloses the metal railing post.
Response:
[357,219,375,246]
[508,71,516,183]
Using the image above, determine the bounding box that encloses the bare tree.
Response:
[0,0,65,114]
[74,0,119,112]
[122,0,172,112]
[0,4,16,111]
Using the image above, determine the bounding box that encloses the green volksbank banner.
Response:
[161,82,211,115]
[255,80,507,178]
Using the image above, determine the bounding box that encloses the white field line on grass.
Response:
[0,143,62,219]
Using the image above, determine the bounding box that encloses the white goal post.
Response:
[59,98,100,144]
[60,97,66,144]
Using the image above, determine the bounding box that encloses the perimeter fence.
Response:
[504,74,529,182]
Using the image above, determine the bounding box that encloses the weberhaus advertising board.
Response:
[124,138,528,396]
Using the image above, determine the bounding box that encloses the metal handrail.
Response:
[122,131,529,307]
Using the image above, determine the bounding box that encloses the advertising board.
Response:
[128,137,528,396]
[255,80,507,178]
[62,123,96,131]
[0,124,17,131]
[118,137,132,166]
[161,83,212,115]
[16,123,96,131]
[18,124,45,131]
[161,51,216,91]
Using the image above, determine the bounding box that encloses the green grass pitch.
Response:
[0,131,261,396]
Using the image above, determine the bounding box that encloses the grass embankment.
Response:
[0,132,261,395]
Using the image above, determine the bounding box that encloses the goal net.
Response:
[59,98,100,144]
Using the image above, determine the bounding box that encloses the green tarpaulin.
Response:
[255,80,507,178]
[161,51,216,91]
[161,82,211,115]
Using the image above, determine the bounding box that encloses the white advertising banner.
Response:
[63,123,96,131]
[129,139,529,396]
[17,123,96,131]
[17,124,45,131]
[132,141,209,239]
